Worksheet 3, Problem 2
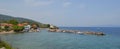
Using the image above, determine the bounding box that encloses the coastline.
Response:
[48,29,105,36]
[0,28,48,34]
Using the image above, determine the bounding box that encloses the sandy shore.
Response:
[0,30,14,34]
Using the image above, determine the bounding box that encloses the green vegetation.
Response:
[39,24,50,28]
[0,27,2,32]
[13,25,24,32]
[8,20,18,25]
[0,14,39,23]
[4,26,10,31]
[0,40,13,49]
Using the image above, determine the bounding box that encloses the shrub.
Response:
[8,20,18,25]
[0,40,13,49]
[13,25,24,32]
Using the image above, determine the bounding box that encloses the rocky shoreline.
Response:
[48,29,105,36]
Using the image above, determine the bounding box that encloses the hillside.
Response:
[0,14,40,23]
[0,14,50,28]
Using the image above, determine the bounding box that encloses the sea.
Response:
[0,27,120,49]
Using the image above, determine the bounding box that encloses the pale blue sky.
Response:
[0,0,120,27]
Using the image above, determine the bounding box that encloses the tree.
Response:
[45,24,50,28]
[39,24,50,28]
[13,25,24,32]
[8,19,18,25]
[4,26,9,31]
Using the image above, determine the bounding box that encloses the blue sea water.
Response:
[0,27,120,49]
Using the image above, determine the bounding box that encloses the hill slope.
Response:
[0,14,50,28]
[0,14,40,23]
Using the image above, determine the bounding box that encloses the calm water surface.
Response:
[0,27,120,49]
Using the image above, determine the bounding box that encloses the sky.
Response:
[0,0,120,27]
